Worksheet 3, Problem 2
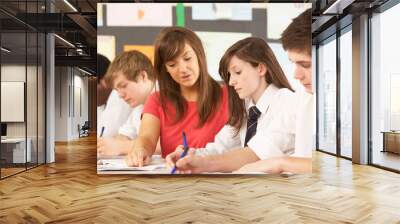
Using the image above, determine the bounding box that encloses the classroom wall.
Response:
[54,67,89,141]
[97,3,310,91]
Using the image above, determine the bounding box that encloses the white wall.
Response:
[54,67,89,141]
[54,66,69,141]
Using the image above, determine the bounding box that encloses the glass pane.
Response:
[1,14,27,177]
[38,32,45,165]
[317,36,337,154]
[340,28,352,158]
[371,3,400,171]
[27,31,38,169]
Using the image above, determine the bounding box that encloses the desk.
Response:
[1,138,31,163]
[381,131,400,154]
[97,155,170,174]
[97,155,265,175]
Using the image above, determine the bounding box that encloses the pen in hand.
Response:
[98,126,105,159]
[171,131,189,174]
[100,126,105,137]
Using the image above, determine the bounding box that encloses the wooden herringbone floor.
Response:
[1,135,400,223]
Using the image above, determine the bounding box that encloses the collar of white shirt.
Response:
[246,83,279,114]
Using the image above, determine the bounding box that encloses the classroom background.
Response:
[97,3,312,92]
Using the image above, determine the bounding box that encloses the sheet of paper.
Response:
[97,4,104,27]
[106,3,173,27]
[97,155,166,171]
[97,35,115,61]
[192,3,252,21]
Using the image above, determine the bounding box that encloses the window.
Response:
[0,1,46,179]
[339,27,352,158]
[317,35,337,155]
[370,2,400,171]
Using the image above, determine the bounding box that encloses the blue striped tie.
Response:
[244,106,261,146]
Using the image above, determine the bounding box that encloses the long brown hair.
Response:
[219,37,293,133]
[154,27,222,126]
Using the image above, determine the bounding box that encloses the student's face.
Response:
[165,44,200,89]
[287,50,312,93]
[228,55,265,100]
[113,71,151,107]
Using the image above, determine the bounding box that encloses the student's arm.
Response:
[165,124,240,163]
[171,147,259,174]
[97,135,134,157]
[125,113,160,167]
[115,134,129,140]
[236,156,312,174]
[197,124,241,156]
[154,139,162,155]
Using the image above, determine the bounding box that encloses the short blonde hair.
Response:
[104,50,154,87]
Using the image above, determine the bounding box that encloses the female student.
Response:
[166,37,301,174]
[237,9,314,174]
[125,27,229,167]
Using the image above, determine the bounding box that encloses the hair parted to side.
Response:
[219,37,293,134]
[104,50,155,87]
[281,8,312,56]
[154,26,222,127]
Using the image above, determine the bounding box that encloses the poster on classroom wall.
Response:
[196,31,251,81]
[266,3,311,39]
[97,3,104,26]
[97,35,116,61]
[124,45,155,64]
[191,3,252,21]
[106,3,173,27]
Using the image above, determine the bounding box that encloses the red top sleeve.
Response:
[143,92,161,118]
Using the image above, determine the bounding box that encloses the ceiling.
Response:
[0,0,97,73]
[0,0,394,74]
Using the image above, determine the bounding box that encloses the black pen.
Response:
[100,126,105,137]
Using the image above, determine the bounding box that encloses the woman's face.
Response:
[228,55,266,100]
[165,43,200,89]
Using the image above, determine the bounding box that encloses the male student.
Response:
[97,50,156,156]
[166,9,313,174]
[97,54,132,137]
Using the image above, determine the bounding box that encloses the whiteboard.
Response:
[1,82,25,122]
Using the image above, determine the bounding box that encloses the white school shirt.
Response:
[247,87,316,159]
[249,91,314,158]
[291,92,315,158]
[97,90,132,137]
[196,84,295,157]
[118,105,143,139]
[116,85,157,139]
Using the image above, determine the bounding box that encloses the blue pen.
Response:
[171,131,189,174]
[100,126,105,137]
[97,126,106,161]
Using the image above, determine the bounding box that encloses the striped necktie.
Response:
[244,106,261,146]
